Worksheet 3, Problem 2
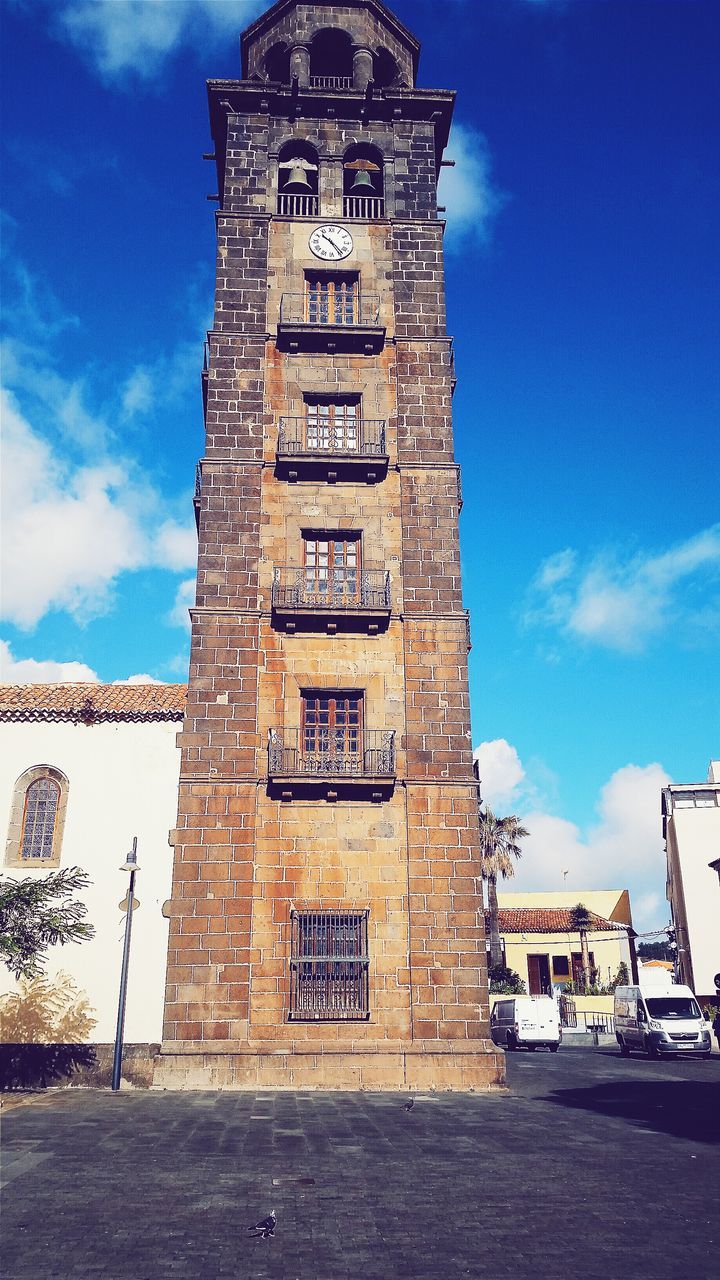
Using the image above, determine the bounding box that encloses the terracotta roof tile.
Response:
[487,907,623,934]
[0,684,187,723]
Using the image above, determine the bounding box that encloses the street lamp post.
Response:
[111,837,140,1092]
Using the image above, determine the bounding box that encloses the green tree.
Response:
[478,806,529,969]
[570,902,593,994]
[637,940,672,962]
[0,869,95,981]
[609,960,630,992]
[488,963,527,995]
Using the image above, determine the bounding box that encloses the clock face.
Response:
[308,225,354,262]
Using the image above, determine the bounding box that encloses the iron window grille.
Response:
[289,909,370,1020]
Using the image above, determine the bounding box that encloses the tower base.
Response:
[152,1039,505,1091]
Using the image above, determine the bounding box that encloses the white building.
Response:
[662,760,720,1000]
[0,684,183,1044]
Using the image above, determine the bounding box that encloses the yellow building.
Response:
[493,890,636,994]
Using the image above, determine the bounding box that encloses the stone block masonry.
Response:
[157,0,504,1091]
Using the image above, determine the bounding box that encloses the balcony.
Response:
[310,75,353,89]
[277,193,319,218]
[277,294,385,354]
[276,417,388,482]
[193,462,202,532]
[268,729,396,800]
[343,195,385,221]
[272,567,391,634]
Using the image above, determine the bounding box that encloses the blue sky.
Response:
[1,0,718,930]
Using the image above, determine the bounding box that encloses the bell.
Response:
[350,168,374,192]
[284,164,313,192]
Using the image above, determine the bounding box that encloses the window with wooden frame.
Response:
[301,692,363,767]
[304,273,359,325]
[5,765,69,869]
[304,398,359,452]
[303,532,360,603]
[289,909,370,1020]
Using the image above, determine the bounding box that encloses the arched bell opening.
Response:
[374,48,401,89]
[343,144,385,220]
[277,140,319,217]
[264,42,290,84]
[309,29,354,89]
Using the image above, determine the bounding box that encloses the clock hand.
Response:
[321,230,342,250]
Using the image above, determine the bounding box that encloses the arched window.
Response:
[309,29,353,89]
[374,49,401,89]
[277,140,319,218]
[343,144,384,220]
[264,42,290,84]
[5,766,69,869]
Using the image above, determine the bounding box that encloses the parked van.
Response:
[490,996,561,1052]
[614,983,711,1059]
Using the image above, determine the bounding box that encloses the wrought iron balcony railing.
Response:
[310,75,353,89]
[272,567,390,612]
[193,462,202,532]
[279,293,381,327]
[277,417,386,458]
[277,193,319,217]
[268,729,396,780]
[342,195,385,220]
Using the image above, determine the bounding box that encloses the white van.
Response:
[614,984,711,1059]
[490,996,561,1052]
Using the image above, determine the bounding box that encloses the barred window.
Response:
[290,909,369,1020]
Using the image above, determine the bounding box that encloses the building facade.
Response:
[663,761,720,1001]
[493,892,635,996]
[156,0,503,1089]
[0,684,183,1046]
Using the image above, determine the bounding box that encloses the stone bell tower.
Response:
[155,0,504,1090]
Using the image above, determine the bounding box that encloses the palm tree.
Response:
[478,806,529,969]
[570,902,593,994]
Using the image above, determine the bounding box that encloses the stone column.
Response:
[353,46,374,91]
[290,44,310,86]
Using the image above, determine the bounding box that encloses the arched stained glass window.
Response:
[5,766,69,868]
[21,777,61,860]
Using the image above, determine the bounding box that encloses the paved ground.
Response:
[2,1047,718,1280]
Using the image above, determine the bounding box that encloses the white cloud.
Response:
[474,739,525,808]
[55,1,265,81]
[0,384,197,629]
[153,521,198,573]
[0,640,170,685]
[121,367,154,419]
[438,123,508,250]
[1,389,146,627]
[113,673,166,685]
[0,639,99,684]
[503,756,669,929]
[168,577,196,630]
[526,526,720,652]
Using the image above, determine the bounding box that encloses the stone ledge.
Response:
[153,1042,505,1091]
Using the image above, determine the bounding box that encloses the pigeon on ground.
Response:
[403,1098,415,1111]
[248,1210,276,1239]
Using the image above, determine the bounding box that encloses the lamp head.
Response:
[120,846,139,873]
